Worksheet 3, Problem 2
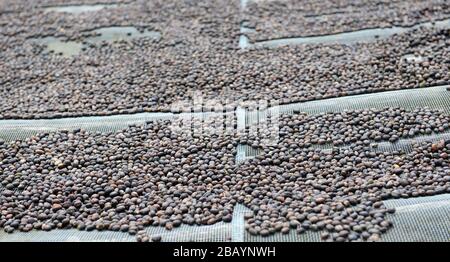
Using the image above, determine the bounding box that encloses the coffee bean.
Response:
[151,235,162,242]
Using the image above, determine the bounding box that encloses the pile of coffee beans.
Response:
[243,0,450,41]
[235,139,450,241]
[241,107,450,147]
[0,115,238,242]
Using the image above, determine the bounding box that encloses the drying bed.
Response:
[243,194,450,242]
[241,107,450,148]
[0,114,240,242]
[1,25,449,119]
[2,128,449,242]
[0,0,241,48]
[1,90,450,241]
[2,194,447,242]
[236,87,450,242]
[242,19,450,48]
[1,0,450,242]
[0,0,449,119]
[236,138,450,241]
[242,0,450,42]
[240,85,450,156]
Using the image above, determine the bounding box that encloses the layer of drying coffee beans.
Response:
[0,115,239,242]
[0,0,129,13]
[1,25,449,119]
[1,114,449,241]
[1,0,449,244]
[241,107,450,147]
[0,0,241,49]
[235,139,450,241]
[243,0,450,42]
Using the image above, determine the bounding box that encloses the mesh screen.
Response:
[1,86,449,242]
